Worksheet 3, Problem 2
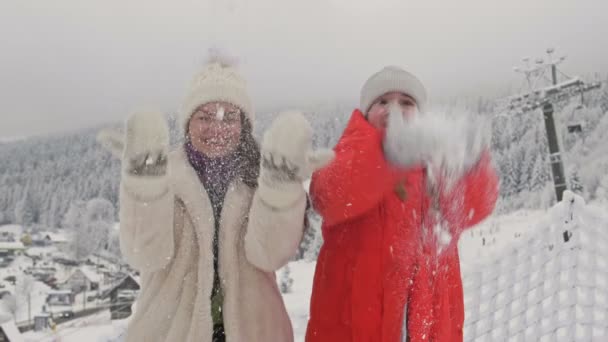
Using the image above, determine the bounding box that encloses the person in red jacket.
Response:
[306,66,499,342]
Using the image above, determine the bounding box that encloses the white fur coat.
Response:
[120,148,305,342]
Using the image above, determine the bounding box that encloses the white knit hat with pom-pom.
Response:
[180,53,253,131]
[360,66,428,114]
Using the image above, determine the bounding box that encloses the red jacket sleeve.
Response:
[310,110,399,227]
[440,150,500,237]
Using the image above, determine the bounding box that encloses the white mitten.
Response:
[383,106,488,189]
[425,110,488,190]
[383,103,440,169]
[98,111,170,198]
[122,111,169,177]
[258,111,335,208]
[97,127,124,159]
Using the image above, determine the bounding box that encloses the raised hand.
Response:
[258,111,334,208]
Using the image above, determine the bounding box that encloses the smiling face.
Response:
[366,92,418,131]
[187,101,243,157]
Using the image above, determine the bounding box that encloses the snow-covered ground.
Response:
[283,261,316,340]
[22,310,127,342]
[14,197,608,341]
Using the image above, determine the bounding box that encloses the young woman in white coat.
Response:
[99,59,333,342]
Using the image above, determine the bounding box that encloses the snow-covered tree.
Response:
[85,198,115,223]
[530,156,549,191]
[14,186,36,226]
[69,198,114,260]
[279,264,294,294]
[20,233,32,246]
[15,275,34,323]
[595,174,608,204]
[0,127,121,226]
[106,228,122,259]
[40,194,61,228]
[62,200,86,230]
[568,167,585,195]
[303,211,324,261]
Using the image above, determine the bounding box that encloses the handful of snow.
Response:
[383,104,489,188]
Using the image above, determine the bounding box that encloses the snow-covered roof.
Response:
[100,274,141,300]
[0,231,16,241]
[0,242,25,250]
[78,267,103,283]
[0,320,24,342]
[61,266,103,285]
[30,233,45,240]
[44,232,69,243]
[0,225,22,235]
[463,192,608,341]
[32,231,69,243]
[47,290,73,295]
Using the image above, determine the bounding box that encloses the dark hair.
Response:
[236,112,260,188]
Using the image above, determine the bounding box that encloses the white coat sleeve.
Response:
[119,172,175,273]
[244,190,307,272]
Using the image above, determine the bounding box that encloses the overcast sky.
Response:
[1,0,607,138]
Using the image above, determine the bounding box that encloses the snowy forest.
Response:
[1,77,607,234]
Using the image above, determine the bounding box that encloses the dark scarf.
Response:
[184,141,241,328]
[185,141,241,217]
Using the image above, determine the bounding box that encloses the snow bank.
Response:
[462,191,608,341]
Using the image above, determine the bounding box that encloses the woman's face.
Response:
[188,101,242,157]
[366,92,418,132]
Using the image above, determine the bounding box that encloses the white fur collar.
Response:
[167,148,254,241]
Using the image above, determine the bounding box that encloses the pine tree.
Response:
[14,275,34,320]
[280,264,294,294]
[594,174,608,203]
[20,233,33,247]
[62,200,86,230]
[70,198,114,260]
[296,205,317,260]
[14,186,36,227]
[303,211,324,261]
[568,167,584,195]
[530,156,549,191]
[48,195,60,228]
[106,230,122,259]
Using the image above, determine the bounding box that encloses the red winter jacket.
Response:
[305,110,499,342]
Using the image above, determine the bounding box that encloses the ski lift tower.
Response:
[504,48,602,202]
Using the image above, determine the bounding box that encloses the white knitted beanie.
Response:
[360,66,428,114]
[180,61,254,132]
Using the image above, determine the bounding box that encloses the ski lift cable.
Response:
[557,69,573,81]
[540,73,554,84]
[517,79,528,94]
